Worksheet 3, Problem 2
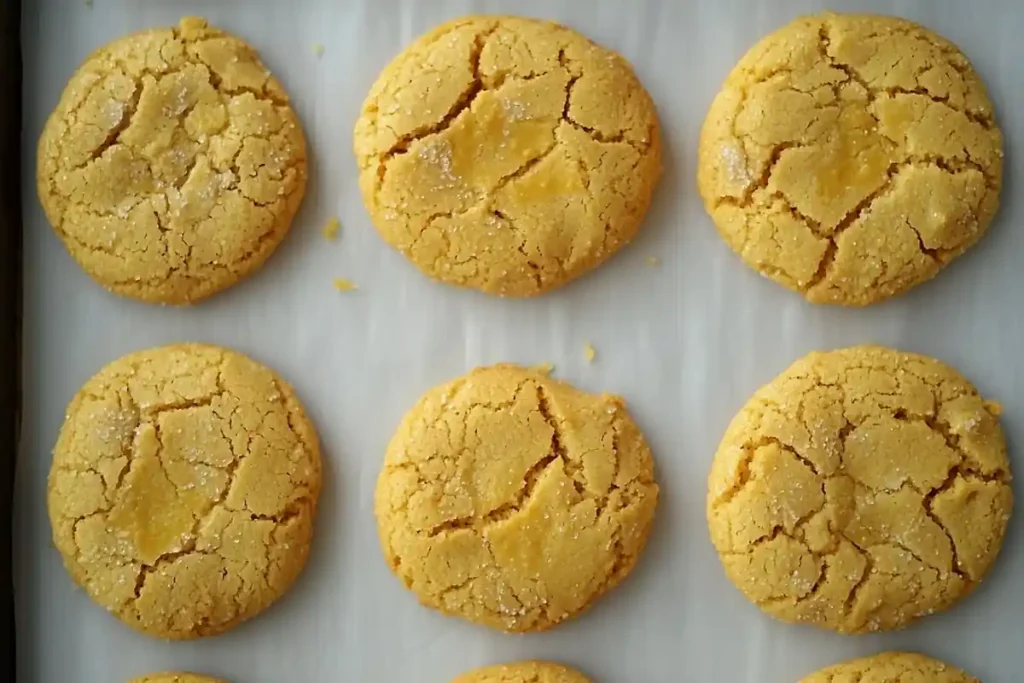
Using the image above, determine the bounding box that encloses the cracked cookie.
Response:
[354,16,661,296]
[47,343,321,639]
[37,17,307,304]
[454,660,592,683]
[800,651,978,682]
[697,13,1002,305]
[375,364,658,632]
[707,345,1012,633]
[130,675,226,683]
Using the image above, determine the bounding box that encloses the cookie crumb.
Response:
[85,0,93,6]
[646,256,660,267]
[985,400,1003,416]
[312,43,325,58]
[322,217,341,240]
[333,278,358,292]
[583,343,596,363]
[530,362,554,376]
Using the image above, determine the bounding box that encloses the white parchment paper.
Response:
[15,0,1024,681]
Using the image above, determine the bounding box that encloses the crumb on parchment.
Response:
[583,343,596,363]
[323,217,340,239]
[646,256,659,267]
[312,43,325,58]
[333,278,357,292]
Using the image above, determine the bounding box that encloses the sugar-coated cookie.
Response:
[708,345,1012,633]
[48,344,321,638]
[355,16,661,296]
[799,651,978,682]
[698,13,1002,305]
[37,17,307,304]
[130,674,227,683]
[454,661,592,683]
[376,364,658,631]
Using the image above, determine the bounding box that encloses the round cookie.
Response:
[47,343,321,639]
[707,345,1012,633]
[697,13,1002,306]
[354,16,661,296]
[375,364,659,632]
[454,661,592,683]
[130,675,227,683]
[37,17,307,304]
[800,652,978,682]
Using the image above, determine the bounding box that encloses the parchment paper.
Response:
[15,1,1024,681]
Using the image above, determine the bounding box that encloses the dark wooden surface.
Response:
[2,0,21,677]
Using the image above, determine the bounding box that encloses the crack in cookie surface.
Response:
[697,13,1003,306]
[47,343,321,639]
[354,16,661,296]
[707,345,1012,634]
[375,364,658,632]
[37,17,307,304]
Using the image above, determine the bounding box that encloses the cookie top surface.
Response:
[130,674,227,683]
[354,15,661,297]
[707,345,1012,633]
[375,364,659,632]
[47,343,321,639]
[453,661,592,683]
[37,17,307,304]
[799,652,978,682]
[697,13,1002,306]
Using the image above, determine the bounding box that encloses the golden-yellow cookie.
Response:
[354,16,661,296]
[37,17,307,304]
[375,364,659,632]
[130,674,227,683]
[707,345,1012,633]
[454,661,592,683]
[800,652,978,682]
[47,343,321,639]
[698,13,1002,305]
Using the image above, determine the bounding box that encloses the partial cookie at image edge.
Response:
[129,674,228,683]
[453,660,594,683]
[799,651,979,682]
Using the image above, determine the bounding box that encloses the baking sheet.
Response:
[14,0,1024,681]
[2,0,20,679]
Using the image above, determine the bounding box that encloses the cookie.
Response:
[800,652,978,682]
[37,17,307,304]
[375,364,659,632]
[130,674,226,683]
[454,661,592,683]
[707,345,1012,633]
[354,16,661,296]
[698,13,1002,305]
[47,343,321,639]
